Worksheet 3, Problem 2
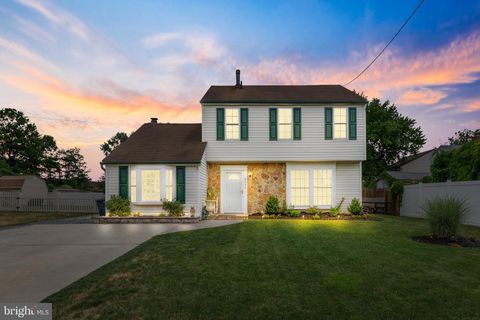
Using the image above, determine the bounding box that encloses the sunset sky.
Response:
[1,0,479,180]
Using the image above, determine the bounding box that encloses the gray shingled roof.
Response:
[200,85,367,104]
[101,123,206,164]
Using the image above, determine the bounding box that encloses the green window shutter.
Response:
[176,166,185,204]
[349,107,357,140]
[240,108,249,141]
[293,108,301,140]
[325,107,333,140]
[216,108,225,141]
[269,108,277,141]
[118,166,128,199]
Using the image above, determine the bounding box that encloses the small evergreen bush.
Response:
[306,206,321,215]
[288,210,301,217]
[348,198,363,215]
[265,195,279,215]
[162,199,184,217]
[422,196,469,239]
[105,195,131,217]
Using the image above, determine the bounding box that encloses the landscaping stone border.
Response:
[92,216,201,224]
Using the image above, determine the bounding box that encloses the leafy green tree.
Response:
[448,129,479,145]
[56,147,90,188]
[432,141,480,182]
[0,159,13,176]
[100,132,128,156]
[363,98,426,185]
[0,108,58,175]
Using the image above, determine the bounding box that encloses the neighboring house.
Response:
[376,145,460,189]
[0,175,48,198]
[102,70,367,216]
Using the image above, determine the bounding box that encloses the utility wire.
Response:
[344,0,426,86]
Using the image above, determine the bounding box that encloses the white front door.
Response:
[221,166,247,214]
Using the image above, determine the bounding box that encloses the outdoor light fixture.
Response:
[248,171,252,178]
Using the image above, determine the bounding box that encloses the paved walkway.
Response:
[0,220,240,302]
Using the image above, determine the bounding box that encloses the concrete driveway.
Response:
[0,220,240,302]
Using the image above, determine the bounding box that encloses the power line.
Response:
[344,0,426,87]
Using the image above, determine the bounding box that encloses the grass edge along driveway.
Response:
[46,216,480,320]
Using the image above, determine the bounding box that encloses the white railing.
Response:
[0,192,102,213]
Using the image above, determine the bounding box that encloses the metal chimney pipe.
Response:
[235,69,241,87]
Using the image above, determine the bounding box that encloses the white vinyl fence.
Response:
[0,191,103,213]
[400,181,480,227]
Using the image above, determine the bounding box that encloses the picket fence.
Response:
[0,191,103,213]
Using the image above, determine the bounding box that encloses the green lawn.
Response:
[0,212,90,227]
[46,216,480,320]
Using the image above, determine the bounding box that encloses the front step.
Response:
[208,214,248,220]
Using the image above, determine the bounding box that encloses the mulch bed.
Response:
[412,235,480,248]
[248,213,381,221]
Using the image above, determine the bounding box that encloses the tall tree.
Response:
[448,128,479,145]
[101,132,128,156]
[363,98,426,185]
[0,108,58,175]
[56,148,90,182]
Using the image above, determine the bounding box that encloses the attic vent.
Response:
[150,118,158,123]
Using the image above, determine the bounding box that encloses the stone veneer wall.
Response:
[207,163,286,214]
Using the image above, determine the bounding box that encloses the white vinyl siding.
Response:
[105,164,119,201]
[202,104,366,161]
[335,162,362,212]
[197,152,208,215]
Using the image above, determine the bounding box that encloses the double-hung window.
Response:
[278,108,292,139]
[290,169,309,206]
[130,168,136,202]
[288,165,335,208]
[333,108,347,139]
[313,169,332,206]
[225,108,239,140]
[165,169,173,201]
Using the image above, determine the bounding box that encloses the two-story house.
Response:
[102,70,367,216]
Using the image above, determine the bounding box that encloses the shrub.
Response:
[306,206,321,215]
[105,195,131,217]
[162,199,184,217]
[280,200,288,215]
[265,195,279,215]
[422,175,433,183]
[347,198,363,215]
[288,210,301,217]
[422,196,469,239]
[328,206,340,217]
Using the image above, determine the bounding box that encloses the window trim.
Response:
[278,107,293,140]
[286,163,336,209]
[225,108,240,140]
[333,107,348,140]
[129,165,176,204]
